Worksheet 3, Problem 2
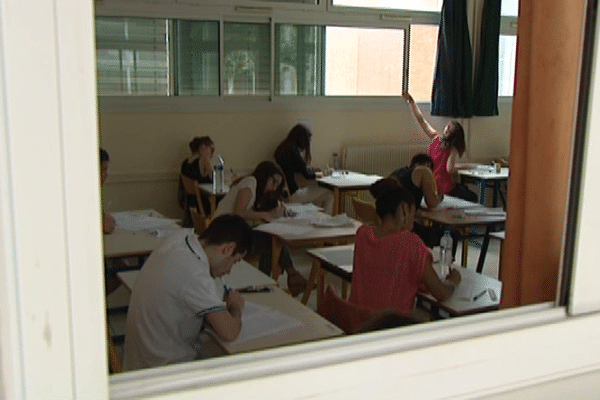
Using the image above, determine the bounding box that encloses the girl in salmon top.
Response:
[402,92,477,202]
[349,187,461,312]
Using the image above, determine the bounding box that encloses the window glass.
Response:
[332,0,442,13]
[325,26,405,96]
[223,22,271,96]
[408,24,438,102]
[501,0,518,17]
[96,17,169,96]
[275,24,324,96]
[498,34,517,96]
[177,20,220,96]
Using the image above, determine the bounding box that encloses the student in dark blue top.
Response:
[274,124,334,214]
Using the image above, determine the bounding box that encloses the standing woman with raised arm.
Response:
[402,92,477,202]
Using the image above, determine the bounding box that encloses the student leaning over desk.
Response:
[350,186,460,312]
[214,161,308,297]
[123,215,252,371]
[274,124,334,214]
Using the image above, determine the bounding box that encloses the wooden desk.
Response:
[198,183,229,218]
[254,212,362,281]
[303,244,354,305]
[316,171,382,215]
[417,196,506,272]
[301,245,502,318]
[118,260,343,355]
[456,164,509,207]
[103,210,183,261]
[416,265,502,317]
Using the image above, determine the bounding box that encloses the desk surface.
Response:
[198,183,230,196]
[417,196,506,227]
[456,164,509,180]
[254,212,362,243]
[317,171,382,189]
[305,245,502,317]
[103,210,184,259]
[118,260,343,355]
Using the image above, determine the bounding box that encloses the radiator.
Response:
[342,144,426,176]
[340,144,426,214]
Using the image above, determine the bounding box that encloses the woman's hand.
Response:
[446,268,462,286]
[267,203,286,220]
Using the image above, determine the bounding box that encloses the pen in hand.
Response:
[473,289,487,301]
[222,277,231,296]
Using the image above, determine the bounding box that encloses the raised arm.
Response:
[402,92,437,140]
[233,187,284,222]
[199,156,213,180]
[205,290,244,341]
[421,259,461,302]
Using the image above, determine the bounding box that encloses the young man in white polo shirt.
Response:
[123,214,252,371]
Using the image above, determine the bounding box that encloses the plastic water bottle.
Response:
[440,230,453,278]
[332,153,340,170]
[213,155,225,193]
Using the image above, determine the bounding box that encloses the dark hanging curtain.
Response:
[431,0,473,117]
[473,0,501,116]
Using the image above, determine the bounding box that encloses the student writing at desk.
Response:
[402,92,477,202]
[214,161,308,297]
[274,124,334,214]
[350,187,460,312]
[123,215,252,371]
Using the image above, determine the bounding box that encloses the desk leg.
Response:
[477,180,486,205]
[341,281,349,300]
[210,195,217,218]
[301,258,320,305]
[317,267,327,308]
[461,233,469,268]
[332,188,340,215]
[476,225,492,273]
[271,237,283,281]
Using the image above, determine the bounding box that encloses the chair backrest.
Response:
[107,326,123,374]
[190,207,210,236]
[351,197,379,225]
[317,285,375,334]
[180,174,206,217]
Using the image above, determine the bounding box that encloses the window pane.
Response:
[501,0,519,17]
[275,24,324,96]
[223,23,270,96]
[96,17,169,96]
[177,20,219,96]
[498,35,517,96]
[325,27,404,96]
[408,24,438,102]
[332,0,442,13]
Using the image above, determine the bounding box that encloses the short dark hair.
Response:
[199,214,252,255]
[189,136,214,153]
[375,187,415,219]
[100,148,110,162]
[369,177,400,200]
[410,153,433,168]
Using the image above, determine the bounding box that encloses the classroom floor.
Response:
[106,237,502,367]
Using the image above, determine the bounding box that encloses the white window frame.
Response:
[3,0,600,399]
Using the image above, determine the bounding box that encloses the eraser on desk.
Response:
[488,288,498,301]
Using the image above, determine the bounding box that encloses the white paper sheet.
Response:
[233,301,303,343]
[112,212,180,231]
[310,213,354,227]
[254,222,313,237]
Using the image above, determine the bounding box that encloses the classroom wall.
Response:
[99,100,513,218]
